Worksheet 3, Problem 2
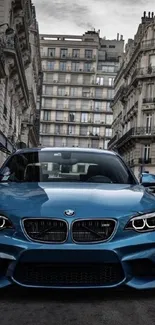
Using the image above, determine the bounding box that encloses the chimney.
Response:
[120,35,123,41]
[117,33,119,41]
[152,12,154,18]
[144,11,146,17]
[148,12,150,18]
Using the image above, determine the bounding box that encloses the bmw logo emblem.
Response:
[64,209,75,217]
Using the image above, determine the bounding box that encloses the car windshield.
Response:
[0,150,136,184]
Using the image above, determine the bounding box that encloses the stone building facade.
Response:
[0,0,41,166]
[108,12,155,178]
[39,31,124,149]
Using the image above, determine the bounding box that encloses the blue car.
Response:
[0,147,155,290]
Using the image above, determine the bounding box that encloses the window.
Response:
[58,87,66,96]
[61,49,68,58]
[69,113,75,122]
[66,138,75,147]
[69,100,77,109]
[106,115,113,125]
[56,111,64,121]
[70,87,78,96]
[45,86,53,95]
[57,100,64,109]
[54,137,63,146]
[59,74,66,83]
[144,145,150,162]
[48,48,55,57]
[82,88,90,97]
[60,62,66,71]
[92,139,99,148]
[104,140,109,150]
[94,101,102,111]
[101,65,115,73]
[103,88,108,98]
[93,127,100,136]
[145,83,154,99]
[149,55,155,66]
[84,63,91,71]
[80,126,88,135]
[145,113,152,133]
[94,114,101,123]
[109,77,114,86]
[96,77,104,85]
[41,124,50,133]
[68,125,75,134]
[85,50,92,58]
[106,102,112,112]
[95,88,103,98]
[108,89,114,99]
[41,137,51,146]
[0,150,136,184]
[43,110,51,121]
[105,128,112,137]
[45,99,52,108]
[47,61,54,70]
[81,113,88,123]
[72,62,80,71]
[55,124,63,134]
[72,49,80,58]
[109,45,115,48]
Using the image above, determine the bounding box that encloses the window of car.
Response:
[0,150,136,184]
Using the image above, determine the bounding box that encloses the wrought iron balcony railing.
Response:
[108,127,155,149]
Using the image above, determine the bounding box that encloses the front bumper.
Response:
[0,232,155,289]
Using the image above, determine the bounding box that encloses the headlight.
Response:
[0,216,13,230]
[125,213,155,232]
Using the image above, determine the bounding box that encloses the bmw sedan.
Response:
[0,147,155,290]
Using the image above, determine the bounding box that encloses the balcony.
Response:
[41,53,97,61]
[108,127,155,150]
[108,134,117,148]
[43,78,114,88]
[42,65,95,74]
[41,119,105,126]
[4,34,29,108]
[139,158,152,164]
[40,130,102,138]
[143,98,155,104]
[42,105,109,113]
[141,39,155,50]
[42,91,95,99]
[131,66,155,85]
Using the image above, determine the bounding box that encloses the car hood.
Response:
[0,182,155,218]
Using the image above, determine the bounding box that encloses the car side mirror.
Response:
[140,173,155,192]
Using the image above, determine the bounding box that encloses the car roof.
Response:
[15,147,116,156]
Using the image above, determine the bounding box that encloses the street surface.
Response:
[0,286,155,325]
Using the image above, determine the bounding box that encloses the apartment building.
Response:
[0,0,41,165]
[108,12,155,178]
[40,31,124,149]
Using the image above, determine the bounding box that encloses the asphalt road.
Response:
[0,287,155,325]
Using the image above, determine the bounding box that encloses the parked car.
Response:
[0,147,155,289]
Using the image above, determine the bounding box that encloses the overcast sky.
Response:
[33,0,155,42]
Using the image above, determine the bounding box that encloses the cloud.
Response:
[33,0,155,41]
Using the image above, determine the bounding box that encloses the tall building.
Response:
[40,31,124,149]
[108,12,155,178]
[0,0,41,166]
